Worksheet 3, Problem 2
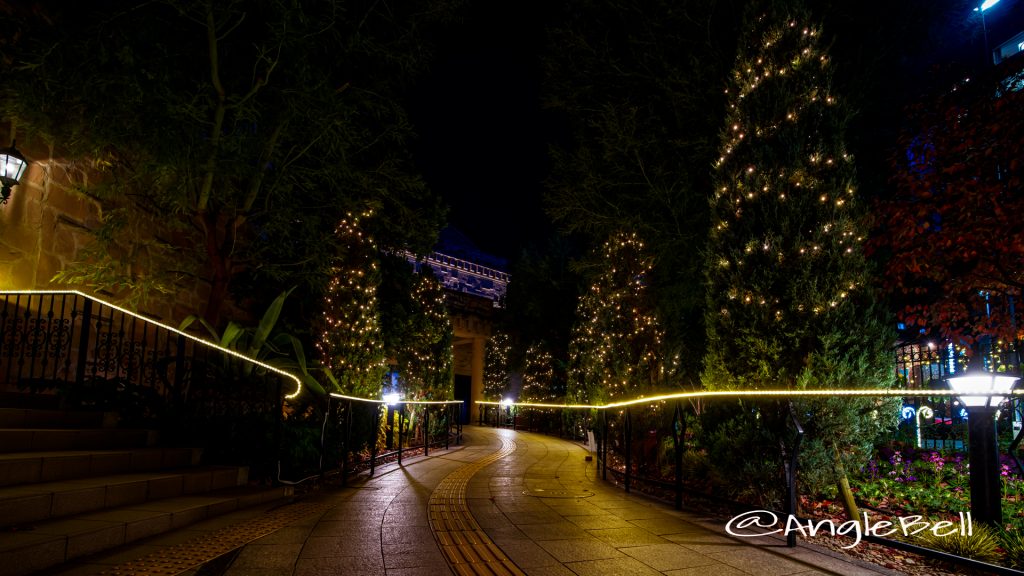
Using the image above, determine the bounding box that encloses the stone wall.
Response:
[0,137,210,326]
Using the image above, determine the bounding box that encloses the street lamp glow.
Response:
[948,360,1018,408]
[383,392,401,406]
[977,0,1000,11]
[501,397,513,407]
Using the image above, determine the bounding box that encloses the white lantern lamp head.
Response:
[948,354,1018,408]
[383,392,401,406]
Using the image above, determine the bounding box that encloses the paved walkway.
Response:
[43,426,902,576]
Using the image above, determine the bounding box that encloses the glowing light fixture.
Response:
[500,397,513,407]
[947,355,1018,408]
[0,142,28,204]
[383,392,402,406]
[976,0,1000,11]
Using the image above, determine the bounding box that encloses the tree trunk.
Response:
[833,443,862,525]
[201,211,233,327]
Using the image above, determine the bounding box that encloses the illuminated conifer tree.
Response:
[316,212,387,397]
[521,342,557,403]
[701,4,895,509]
[396,269,453,400]
[484,331,512,401]
[568,231,668,404]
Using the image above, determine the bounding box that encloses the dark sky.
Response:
[408,0,1024,263]
[408,2,555,262]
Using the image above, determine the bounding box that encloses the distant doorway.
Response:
[454,374,471,424]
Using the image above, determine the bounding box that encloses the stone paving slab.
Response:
[38,426,905,576]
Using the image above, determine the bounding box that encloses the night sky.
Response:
[408,2,556,262]
[409,0,1024,264]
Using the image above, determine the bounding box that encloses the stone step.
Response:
[0,447,202,487]
[0,485,293,576]
[0,465,248,529]
[0,428,157,453]
[0,408,113,429]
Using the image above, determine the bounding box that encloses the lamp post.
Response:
[947,354,1018,525]
[0,141,28,204]
[974,0,1002,66]
[501,397,514,429]
[384,392,401,449]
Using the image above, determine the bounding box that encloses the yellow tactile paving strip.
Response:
[96,500,335,576]
[429,437,525,576]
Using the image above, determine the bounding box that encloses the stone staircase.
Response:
[0,406,293,576]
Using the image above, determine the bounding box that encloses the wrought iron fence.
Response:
[0,290,300,480]
[328,394,463,485]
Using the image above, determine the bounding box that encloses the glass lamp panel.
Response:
[0,151,26,186]
[950,373,1018,407]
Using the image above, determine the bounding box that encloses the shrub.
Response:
[915,522,1002,564]
[1002,530,1024,569]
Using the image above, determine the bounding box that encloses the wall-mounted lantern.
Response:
[0,141,28,205]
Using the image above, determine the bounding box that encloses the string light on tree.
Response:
[395,268,453,400]
[568,231,671,403]
[484,331,513,401]
[317,210,387,397]
[701,3,898,521]
[522,342,557,404]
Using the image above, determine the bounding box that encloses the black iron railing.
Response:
[0,290,301,480]
[328,394,463,485]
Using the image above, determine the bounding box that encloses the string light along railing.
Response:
[330,393,464,407]
[0,290,304,398]
[478,388,1023,411]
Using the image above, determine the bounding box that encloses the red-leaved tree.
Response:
[871,60,1024,344]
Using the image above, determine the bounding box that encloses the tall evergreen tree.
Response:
[521,342,557,404]
[316,212,386,397]
[395,269,453,400]
[567,231,674,404]
[542,0,742,382]
[701,3,895,511]
[484,331,513,402]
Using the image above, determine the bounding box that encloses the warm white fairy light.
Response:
[481,389,1019,411]
[484,331,513,401]
[522,342,558,403]
[316,210,386,395]
[394,269,453,400]
[708,10,865,325]
[567,232,670,404]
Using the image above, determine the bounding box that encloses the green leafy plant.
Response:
[915,522,1002,564]
[180,287,325,396]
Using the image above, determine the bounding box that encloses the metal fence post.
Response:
[371,404,381,476]
[342,400,353,486]
[398,403,405,466]
[673,402,684,510]
[785,402,805,548]
[625,407,632,493]
[424,405,430,457]
[602,410,608,480]
[74,297,93,389]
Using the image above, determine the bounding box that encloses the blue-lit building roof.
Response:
[406,227,510,307]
